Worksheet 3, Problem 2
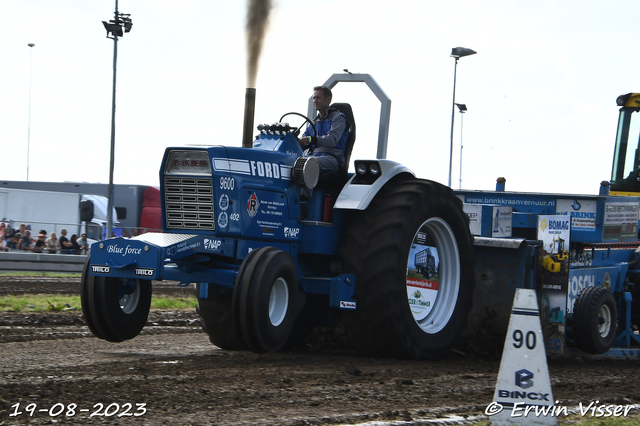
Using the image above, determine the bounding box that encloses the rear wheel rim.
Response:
[598,303,612,337]
[405,217,460,334]
[268,277,289,327]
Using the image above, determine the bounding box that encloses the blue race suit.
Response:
[302,109,349,172]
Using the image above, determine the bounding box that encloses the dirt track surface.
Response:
[1,278,640,425]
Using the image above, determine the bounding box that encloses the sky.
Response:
[2,0,640,196]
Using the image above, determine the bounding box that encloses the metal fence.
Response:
[0,252,86,273]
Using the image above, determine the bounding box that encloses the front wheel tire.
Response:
[81,257,152,342]
[196,284,245,350]
[232,247,302,353]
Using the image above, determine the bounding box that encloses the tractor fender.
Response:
[334,159,415,211]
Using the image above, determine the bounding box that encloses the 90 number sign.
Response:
[512,329,536,350]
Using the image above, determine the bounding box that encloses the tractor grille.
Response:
[164,177,215,230]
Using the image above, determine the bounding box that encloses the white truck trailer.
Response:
[0,188,121,242]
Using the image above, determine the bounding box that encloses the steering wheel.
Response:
[279,112,317,139]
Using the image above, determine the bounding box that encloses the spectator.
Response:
[0,235,8,252]
[6,234,18,250]
[59,229,72,254]
[18,230,34,251]
[13,223,28,240]
[46,232,60,254]
[70,234,81,255]
[33,230,47,253]
[78,233,90,254]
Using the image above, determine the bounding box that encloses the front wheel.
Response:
[196,284,245,350]
[573,286,617,354]
[232,247,303,353]
[81,257,152,342]
[342,178,475,360]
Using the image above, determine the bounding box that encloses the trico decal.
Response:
[204,238,222,251]
[91,265,111,274]
[135,268,155,276]
[247,193,259,218]
[106,244,143,257]
[284,227,300,238]
[211,158,292,180]
[340,301,356,309]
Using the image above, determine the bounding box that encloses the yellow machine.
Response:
[539,237,569,274]
[610,93,640,196]
[539,250,569,273]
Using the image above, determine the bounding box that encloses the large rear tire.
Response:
[232,247,302,353]
[81,257,152,342]
[573,285,617,354]
[342,178,475,360]
[196,284,245,350]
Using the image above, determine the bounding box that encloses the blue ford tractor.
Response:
[81,74,476,360]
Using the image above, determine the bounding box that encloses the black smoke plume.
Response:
[246,0,272,88]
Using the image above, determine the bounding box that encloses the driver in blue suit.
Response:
[298,86,349,175]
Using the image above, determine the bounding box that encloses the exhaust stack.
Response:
[242,88,256,148]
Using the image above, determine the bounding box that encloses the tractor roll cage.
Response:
[306,73,391,160]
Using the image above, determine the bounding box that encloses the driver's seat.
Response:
[316,102,356,187]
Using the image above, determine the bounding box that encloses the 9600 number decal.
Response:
[10,402,147,418]
[220,177,235,190]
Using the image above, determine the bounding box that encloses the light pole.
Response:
[102,0,132,239]
[27,43,35,181]
[456,103,467,189]
[448,47,476,188]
